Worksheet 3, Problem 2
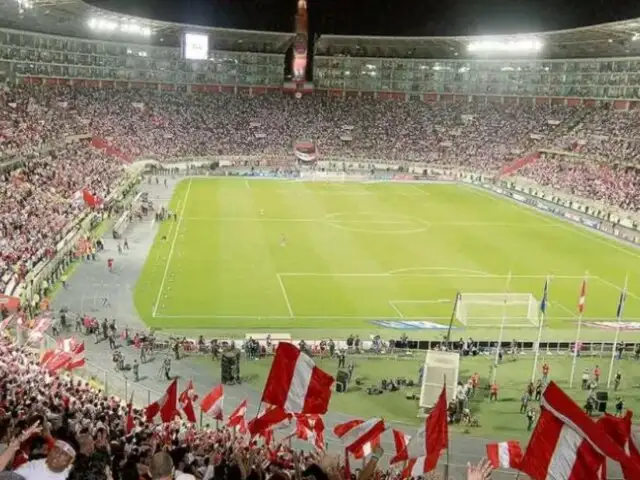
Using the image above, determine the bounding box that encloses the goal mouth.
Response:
[455,293,540,327]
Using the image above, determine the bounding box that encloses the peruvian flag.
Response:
[178,380,198,423]
[82,188,102,208]
[261,342,334,414]
[333,417,386,458]
[578,279,587,314]
[402,456,440,479]
[248,405,292,438]
[125,393,135,434]
[146,379,179,423]
[200,384,224,421]
[296,414,325,451]
[518,382,640,480]
[66,342,85,370]
[486,441,523,469]
[390,429,412,464]
[43,351,73,373]
[227,399,248,433]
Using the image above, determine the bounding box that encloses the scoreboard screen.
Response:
[183,32,209,60]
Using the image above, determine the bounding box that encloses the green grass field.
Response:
[193,353,640,440]
[134,178,640,341]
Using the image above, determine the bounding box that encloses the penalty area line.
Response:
[276,274,294,317]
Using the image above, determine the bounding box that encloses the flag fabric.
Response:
[333,417,386,457]
[540,279,549,314]
[66,342,85,370]
[125,393,135,434]
[597,412,633,480]
[518,381,640,480]
[295,414,325,451]
[43,351,72,373]
[178,380,197,423]
[390,429,412,464]
[82,188,102,208]
[200,384,224,421]
[577,280,587,314]
[486,441,523,469]
[227,399,248,432]
[248,405,292,438]
[261,342,334,414]
[616,288,627,320]
[146,380,178,423]
[401,456,437,479]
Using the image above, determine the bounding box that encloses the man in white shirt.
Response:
[14,435,77,480]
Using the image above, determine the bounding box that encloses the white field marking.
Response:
[276,272,587,279]
[276,273,294,317]
[386,267,491,275]
[593,275,640,302]
[152,179,192,318]
[185,217,413,224]
[245,179,251,189]
[463,184,640,261]
[151,314,589,323]
[388,301,405,318]
[326,222,428,235]
[392,299,453,304]
[551,301,578,319]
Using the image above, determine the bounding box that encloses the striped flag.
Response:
[540,279,549,315]
[616,288,627,320]
[577,280,587,314]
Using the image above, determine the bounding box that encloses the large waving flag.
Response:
[178,381,197,423]
[200,384,224,421]
[227,399,248,433]
[334,417,386,458]
[146,380,178,423]
[486,441,523,469]
[261,342,334,414]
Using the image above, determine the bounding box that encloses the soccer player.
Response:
[280,234,287,247]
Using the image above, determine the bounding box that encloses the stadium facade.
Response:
[1,0,640,106]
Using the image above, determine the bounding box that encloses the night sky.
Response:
[90,0,640,37]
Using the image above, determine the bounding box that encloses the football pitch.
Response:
[134,178,640,340]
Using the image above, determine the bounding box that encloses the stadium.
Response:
[0,0,639,478]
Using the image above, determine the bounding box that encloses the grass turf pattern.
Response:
[134,178,640,340]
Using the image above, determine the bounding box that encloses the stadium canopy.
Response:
[315,18,640,59]
[0,0,294,53]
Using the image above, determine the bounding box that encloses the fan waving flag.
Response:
[486,441,523,469]
[146,380,178,423]
[540,279,549,314]
[402,457,438,479]
[261,342,334,414]
[333,417,386,457]
[577,280,587,314]
[200,384,224,421]
[390,429,412,464]
[227,399,248,433]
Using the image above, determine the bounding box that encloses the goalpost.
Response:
[455,293,540,327]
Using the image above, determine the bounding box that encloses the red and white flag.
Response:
[578,279,587,314]
[261,342,334,414]
[402,456,438,479]
[296,414,325,451]
[518,382,640,480]
[486,441,523,469]
[227,398,248,433]
[178,380,198,423]
[390,429,412,464]
[43,351,72,373]
[200,384,224,421]
[66,342,85,370]
[333,417,386,458]
[248,405,292,438]
[146,379,179,423]
[125,393,135,434]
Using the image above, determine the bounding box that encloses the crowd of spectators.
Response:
[1,85,640,293]
[0,336,494,480]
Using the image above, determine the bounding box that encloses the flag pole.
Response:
[569,273,588,389]
[443,375,449,480]
[491,271,512,385]
[531,276,549,383]
[444,292,460,347]
[607,274,628,389]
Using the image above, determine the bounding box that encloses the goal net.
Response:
[455,293,539,327]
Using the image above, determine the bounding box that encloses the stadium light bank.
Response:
[467,38,543,54]
[87,18,152,37]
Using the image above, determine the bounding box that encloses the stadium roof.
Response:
[0,0,294,53]
[315,18,640,60]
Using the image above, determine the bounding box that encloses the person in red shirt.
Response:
[542,362,550,384]
[107,258,113,272]
[594,365,601,383]
[490,383,498,401]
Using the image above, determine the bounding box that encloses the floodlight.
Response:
[467,38,543,54]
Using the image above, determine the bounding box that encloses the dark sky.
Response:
[91,0,640,37]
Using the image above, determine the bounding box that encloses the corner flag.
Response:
[577,279,587,314]
[540,279,549,315]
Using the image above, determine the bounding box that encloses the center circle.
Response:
[324,212,429,234]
